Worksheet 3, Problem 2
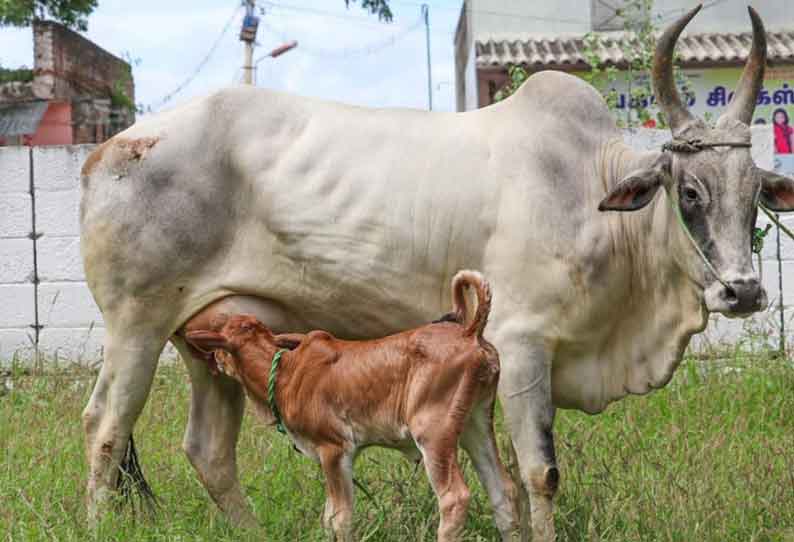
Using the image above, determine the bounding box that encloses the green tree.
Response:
[345,0,392,22]
[0,0,98,31]
[582,0,661,127]
[494,65,530,103]
[0,1,391,31]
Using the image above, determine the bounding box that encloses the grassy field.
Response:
[2,354,794,541]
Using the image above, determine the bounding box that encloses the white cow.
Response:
[79,5,794,540]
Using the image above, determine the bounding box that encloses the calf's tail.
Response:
[451,270,492,338]
[117,435,157,516]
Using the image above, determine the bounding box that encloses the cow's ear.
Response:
[760,169,794,212]
[185,330,232,352]
[598,154,670,212]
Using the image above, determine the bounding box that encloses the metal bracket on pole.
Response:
[241,0,259,85]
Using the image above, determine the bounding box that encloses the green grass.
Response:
[2,355,794,541]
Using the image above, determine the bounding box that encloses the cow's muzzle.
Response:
[704,275,767,317]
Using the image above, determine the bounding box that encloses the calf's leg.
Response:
[461,398,520,541]
[417,440,471,542]
[172,337,257,528]
[319,447,355,542]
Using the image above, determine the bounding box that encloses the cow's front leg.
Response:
[496,331,557,542]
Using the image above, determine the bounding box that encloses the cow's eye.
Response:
[683,187,699,203]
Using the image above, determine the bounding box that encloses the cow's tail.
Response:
[117,435,157,516]
[451,270,492,338]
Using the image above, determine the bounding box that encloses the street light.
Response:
[251,40,298,84]
[255,40,298,65]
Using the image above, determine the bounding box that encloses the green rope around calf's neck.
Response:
[267,349,287,435]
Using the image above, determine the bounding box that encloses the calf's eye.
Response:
[684,188,699,203]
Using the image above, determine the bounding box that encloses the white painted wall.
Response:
[0,146,35,361]
[0,145,109,364]
[0,127,790,363]
[464,41,479,112]
[468,0,792,38]
[652,0,792,33]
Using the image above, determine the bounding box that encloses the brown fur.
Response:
[183,271,518,541]
[81,136,160,177]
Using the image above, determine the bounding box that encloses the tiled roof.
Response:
[476,30,794,69]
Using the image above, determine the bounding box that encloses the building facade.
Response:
[0,20,135,146]
[454,0,794,115]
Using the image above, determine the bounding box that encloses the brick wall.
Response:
[33,21,134,104]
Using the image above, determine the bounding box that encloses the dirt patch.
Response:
[81,136,161,178]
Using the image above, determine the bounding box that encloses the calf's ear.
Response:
[598,154,670,212]
[273,333,305,350]
[185,330,232,352]
[760,169,794,212]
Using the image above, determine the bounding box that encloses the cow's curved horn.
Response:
[718,7,767,125]
[653,5,701,134]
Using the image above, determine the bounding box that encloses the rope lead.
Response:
[666,188,731,289]
[268,349,288,435]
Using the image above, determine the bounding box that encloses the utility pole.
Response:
[777,213,786,357]
[240,0,260,85]
[422,4,432,111]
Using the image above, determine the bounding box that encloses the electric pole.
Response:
[240,0,260,85]
[422,4,432,111]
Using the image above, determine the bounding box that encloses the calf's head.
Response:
[599,5,794,317]
[186,315,276,378]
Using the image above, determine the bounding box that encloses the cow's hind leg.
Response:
[460,397,520,541]
[172,337,257,528]
[83,324,168,524]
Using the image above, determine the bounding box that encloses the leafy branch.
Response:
[0,0,98,31]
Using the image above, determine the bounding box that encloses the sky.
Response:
[0,0,464,114]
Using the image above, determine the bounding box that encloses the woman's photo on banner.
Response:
[773,107,794,155]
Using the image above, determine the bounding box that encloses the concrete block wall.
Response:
[0,126,791,363]
[0,147,35,360]
[0,145,108,364]
[32,145,107,363]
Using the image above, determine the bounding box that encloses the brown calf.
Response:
[185,270,519,542]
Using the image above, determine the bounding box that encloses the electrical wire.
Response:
[264,0,591,26]
[258,13,423,60]
[658,0,729,22]
[261,1,398,26]
[150,5,241,111]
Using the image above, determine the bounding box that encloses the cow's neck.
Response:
[232,344,280,423]
[600,139,700,289]
[558,139,709,412]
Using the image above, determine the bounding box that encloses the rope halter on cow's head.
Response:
[660,139,752,154]
[652,3,770,283]
[652,4,776,310]
[659,137,764,291]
